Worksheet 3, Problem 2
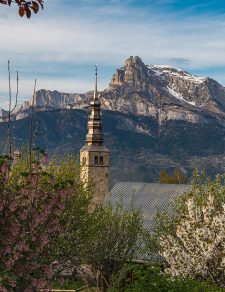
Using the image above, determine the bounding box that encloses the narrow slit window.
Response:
[95,156,99,165]
[82,157,86,164]
[100,156,104,165]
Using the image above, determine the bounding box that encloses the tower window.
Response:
[100,156,104,165]
[82,157,86,165]
[94,156,99,165]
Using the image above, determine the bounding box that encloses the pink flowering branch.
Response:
[0,156,73,291]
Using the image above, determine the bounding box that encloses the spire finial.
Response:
[94,64,98,100]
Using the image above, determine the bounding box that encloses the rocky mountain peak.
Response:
[124,55,146,72]
[110,56,149,87]
[106,56,225,124]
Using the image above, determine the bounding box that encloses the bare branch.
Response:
[11,70,19,113]
[29,78,37,173]
[7,60,12,160]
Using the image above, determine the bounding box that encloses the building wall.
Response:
[80,150,109,203]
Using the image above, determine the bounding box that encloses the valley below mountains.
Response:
[1,56,225,184]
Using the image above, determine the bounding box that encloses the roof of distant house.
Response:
[106,182,191,231]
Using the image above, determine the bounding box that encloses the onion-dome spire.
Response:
[85,66,104,145]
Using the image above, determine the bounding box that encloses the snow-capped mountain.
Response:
[105,56,225,124]
[1,56,225,182]
[3,56,225,126]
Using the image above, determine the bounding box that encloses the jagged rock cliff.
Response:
[10,90,92,120]
[3,56,225,126]
[105,56,225,124]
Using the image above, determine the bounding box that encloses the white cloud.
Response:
[1,11,224,67]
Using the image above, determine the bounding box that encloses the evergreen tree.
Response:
[160,168,188,184]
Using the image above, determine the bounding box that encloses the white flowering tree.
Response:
[156,173,225,286]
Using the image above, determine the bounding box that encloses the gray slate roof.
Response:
[106,182,191,231]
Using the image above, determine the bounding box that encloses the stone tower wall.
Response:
[80,150,109,203]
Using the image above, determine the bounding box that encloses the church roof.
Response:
[106,182,191,231]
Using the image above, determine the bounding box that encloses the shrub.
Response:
[58,200,144,291]
[110,264,223,291]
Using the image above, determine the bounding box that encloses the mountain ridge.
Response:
[1,56,225,183]
[2,56,225,126]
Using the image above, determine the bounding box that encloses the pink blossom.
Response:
[8,278,17,288]
[0,158,70,291]
[44,266,54,280]
[36,279,47,289]
[59,278,65,285]
[41,155,49,165]
[11,223,20,237]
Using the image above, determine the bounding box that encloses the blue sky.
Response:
[1,0,225,108]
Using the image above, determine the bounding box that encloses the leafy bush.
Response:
[57,200,144,291]
[160,168,188,184]
[52,278,85,290]
[110,264,223,291]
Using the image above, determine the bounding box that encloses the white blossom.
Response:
[160,191,225,285]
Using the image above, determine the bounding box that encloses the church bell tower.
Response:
[80,66,110,203]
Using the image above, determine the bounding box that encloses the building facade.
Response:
[80,67,110,203]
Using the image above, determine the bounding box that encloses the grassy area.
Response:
[52,278,85,290]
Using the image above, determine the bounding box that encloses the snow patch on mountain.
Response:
[148,65,207,84]
[167,86,196,106]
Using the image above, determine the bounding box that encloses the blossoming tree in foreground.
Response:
[158,173,225,286]
[0,153,74,291]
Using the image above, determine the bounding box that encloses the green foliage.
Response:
[190,170,225,211]
[160,168,188,184]
[57,199,144,290]
[53,278,85,290]
[82,202,143,270]
[110,264,223,292]
[155,171,225,240]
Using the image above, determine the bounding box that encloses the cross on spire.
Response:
[94,64,98,100]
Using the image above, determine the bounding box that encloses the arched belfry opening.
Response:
[95,156,99,165]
